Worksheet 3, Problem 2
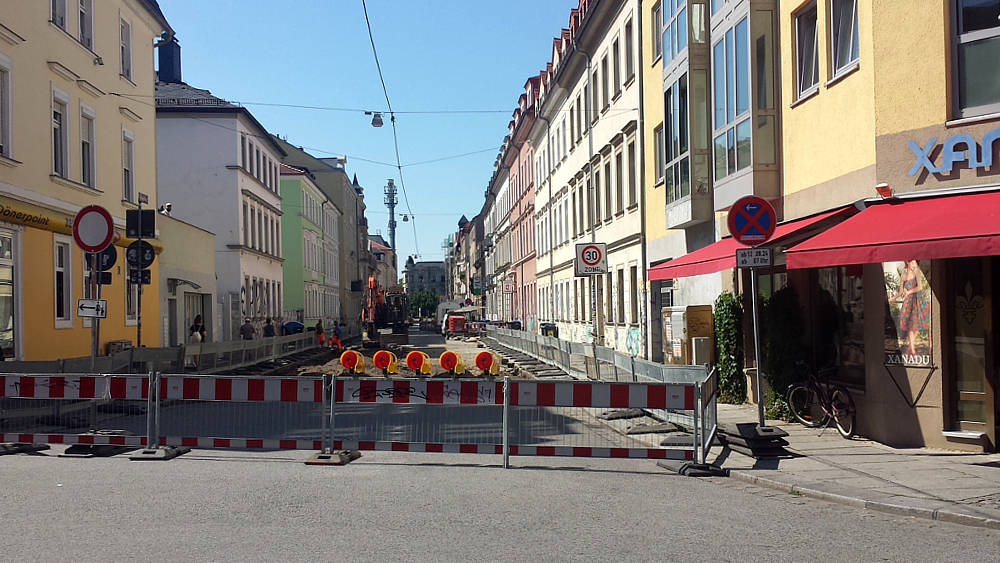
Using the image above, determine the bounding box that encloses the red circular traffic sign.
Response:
[581,245,602,266]
[72,205,115,253]
[727,196,776,246]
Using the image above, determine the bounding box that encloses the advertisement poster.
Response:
[884,260,932,366]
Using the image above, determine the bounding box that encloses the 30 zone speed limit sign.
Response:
[575,243,608,276]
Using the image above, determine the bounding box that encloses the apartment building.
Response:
[0,0,172,359]
[533,0,645,355]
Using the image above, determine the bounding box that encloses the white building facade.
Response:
[533,0,646,355]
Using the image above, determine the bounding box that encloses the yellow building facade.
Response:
[0,1,171,360]
[779,0,1000,451]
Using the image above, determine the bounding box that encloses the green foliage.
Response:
[714,291,746,404]
[409,290,439,318]
[761,285,807,418]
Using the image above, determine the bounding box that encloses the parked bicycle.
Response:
[786,362,856,438]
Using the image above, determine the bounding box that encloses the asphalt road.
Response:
[1,447,997,563]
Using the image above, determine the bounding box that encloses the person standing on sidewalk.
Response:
[314,320,324,347]
[240,319,256,340]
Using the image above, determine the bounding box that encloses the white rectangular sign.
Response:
[736,248,771,268]
[77,298,107,318]
[574,242,608,276]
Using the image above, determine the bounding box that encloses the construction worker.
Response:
[328,320,343,352]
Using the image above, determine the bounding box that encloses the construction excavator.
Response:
[363,276,410,344]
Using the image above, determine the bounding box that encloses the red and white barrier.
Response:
[1,375,148,399]
[328,441,694,461]
[159,377,322,402]
[0,433,147,446]
[337,379,504,405]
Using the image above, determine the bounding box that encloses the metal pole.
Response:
[693,382,702,464]
[751,261,765,427]
[136,202,142,348]
[145,370,156,448]
[330,374,338,453]
[502,375,510,469]
[90,252,98,373]
[322,374,331,454]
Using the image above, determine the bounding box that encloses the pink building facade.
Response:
[506,79,539,331]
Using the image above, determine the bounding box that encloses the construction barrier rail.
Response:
[484,326,717,463]
[0,332,317,375]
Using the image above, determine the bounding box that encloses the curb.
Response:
[726,469,1000,531]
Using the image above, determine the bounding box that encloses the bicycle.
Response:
[786,362,856,439]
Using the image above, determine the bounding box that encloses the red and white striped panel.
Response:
[337,379,503,405]
[509,381,695,410]
[159,377,323,402]
[333,440,502,454]
[0,433,147,446]
[508,446,693,460]
[330,441,694,460]
[0,376,149,399]
[159,437,323,450]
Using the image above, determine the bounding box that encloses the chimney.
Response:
[158,38,182,83]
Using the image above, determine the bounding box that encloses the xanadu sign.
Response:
[908,127,1000,176]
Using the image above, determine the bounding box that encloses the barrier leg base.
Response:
[129,446,191,461]
[60,444,135,458]
[657,460,728,477]
[305,450,362,466]
[0,443,51,456]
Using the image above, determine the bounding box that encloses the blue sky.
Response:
[158,0,579,264]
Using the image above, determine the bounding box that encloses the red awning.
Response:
[648,206,856,281]
[785,190,1000,269]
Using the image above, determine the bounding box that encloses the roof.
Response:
[141,0,174,34]
[279,163,308,175]
[370,240,391,252]
[155,82,286,156]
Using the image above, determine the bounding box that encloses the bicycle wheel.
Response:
[830,386,856,439]
[787,384,828,428]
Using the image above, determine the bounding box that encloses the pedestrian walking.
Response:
[263,318,275,338]
[315,320,324,346]
[328,320,342,352]
[240,318,256,340]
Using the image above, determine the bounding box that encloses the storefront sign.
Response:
[908,127,1000,176]
[883,260,933,366]
[0,195,73,234]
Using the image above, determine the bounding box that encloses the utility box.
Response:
[661,305,714,365]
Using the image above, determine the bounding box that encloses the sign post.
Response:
[73,205,115,374]
[727,196,776,428]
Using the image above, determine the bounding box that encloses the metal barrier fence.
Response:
[0,333,317,375]
[484,326,718,463]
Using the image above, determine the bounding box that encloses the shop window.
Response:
[54,236,72,327]
[950,257,987,428]
[883,260,932,366]
[955,0,1000,117]
[0,232,13,359]
[815,266,864,386]
[830,0,859,76]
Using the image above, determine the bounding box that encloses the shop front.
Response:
[786,189,1000,452]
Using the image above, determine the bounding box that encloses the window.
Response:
[256,148,261,182]
[653,3,663,60]
[625,19,635,79]
[241,135,246,169]
[653,124,665,183]
[257,210,263,249]
[0,60,8,158]
[713,18,751,182]
[120,16,132,80]
[243,203,249,246]
[627,140,637,207]
[617,269,625,324]
[665,74,691,203]
[80,108,94,188]
[956,0,1000,117]
[615,151,624,214]
[795,4,819,98]
[630,266,638,324]
[54,236,72,326]
[662,0,688,66]
[51,0,67,29]
[122,131,134,202]
[248,141,254,175]
[601,55,609,109]
[612,39,621,96]
[831,0,859,75]
[591,70,599,118]
[52,94,68,178]
[79,0,93,49]
[604,161,612,220]
[594,170,602,221]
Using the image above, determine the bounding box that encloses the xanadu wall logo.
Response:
[907,127,1000,176]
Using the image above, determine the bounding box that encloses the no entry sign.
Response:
[727,196,775,246]
[72,205,115,253]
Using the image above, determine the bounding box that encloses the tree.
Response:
[410,290,439,318]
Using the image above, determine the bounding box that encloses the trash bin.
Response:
[540,323,558,338]
[507,320,522,331]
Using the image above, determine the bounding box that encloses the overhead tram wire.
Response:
[362,0,420,258]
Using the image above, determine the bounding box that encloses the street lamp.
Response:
[365,111,384,127]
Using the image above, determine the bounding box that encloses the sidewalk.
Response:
[710,403,1000,530]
